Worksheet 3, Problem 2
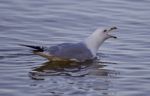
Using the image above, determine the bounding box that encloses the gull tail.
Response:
[19,44,44,52]
[20,44,53,60]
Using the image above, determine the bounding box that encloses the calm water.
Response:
[0,0,150,96]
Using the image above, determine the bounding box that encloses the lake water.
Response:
[0,0,150,96]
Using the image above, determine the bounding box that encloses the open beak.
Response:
[107,27,117,39]
[109,35,117,39]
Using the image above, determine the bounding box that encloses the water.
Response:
[0,0,150,96]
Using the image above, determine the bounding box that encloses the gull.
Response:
[21,27,117,62]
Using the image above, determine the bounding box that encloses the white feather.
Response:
[84,28,107,56]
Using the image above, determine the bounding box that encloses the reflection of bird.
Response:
[29,60,111,79]
[32,61,92,72]
[21,27,117,62]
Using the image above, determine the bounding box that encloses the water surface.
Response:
[0,0,150,96]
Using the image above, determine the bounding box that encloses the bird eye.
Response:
[103,29,107,32]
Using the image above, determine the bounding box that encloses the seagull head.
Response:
[84,26,118,56]
[97,26,117,40]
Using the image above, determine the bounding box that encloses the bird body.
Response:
[21,27,117,62]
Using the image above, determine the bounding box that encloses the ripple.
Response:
[28,60,115,80]
[0,0,150,96]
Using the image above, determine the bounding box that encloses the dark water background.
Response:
[0,0,150,96]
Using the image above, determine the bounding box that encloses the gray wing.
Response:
[45,43,93,61]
